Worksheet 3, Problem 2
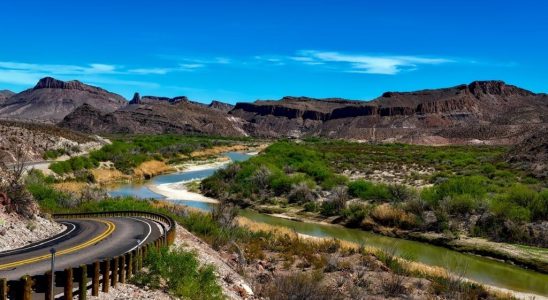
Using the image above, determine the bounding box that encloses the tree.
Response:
[0,144,38,218]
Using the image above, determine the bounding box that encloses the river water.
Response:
[107,152,548,296]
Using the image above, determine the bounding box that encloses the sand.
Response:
[148,181,219,203]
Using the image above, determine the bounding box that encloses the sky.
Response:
[0,0,546,103]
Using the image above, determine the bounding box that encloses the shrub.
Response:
[387,184,416,203]
[348,180,390,201]
[288,182,316,203]
[421,176,487,207]
[303,201,319,212]
[330,185,349,211]
[257,271,342,300]
[440,194,479,216]
[341,203,371,226]
[133,246,223,300]
[370,204,417,229]
[320,201,339,216]
[490,198,531,223]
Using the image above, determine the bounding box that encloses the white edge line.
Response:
[0,222,77,255]
[127,217,152,252]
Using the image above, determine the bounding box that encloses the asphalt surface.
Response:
[0,217,164,280]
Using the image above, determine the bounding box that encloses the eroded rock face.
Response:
[129,92,141,105]
[230,81,547,142]
[209,100,234,112]
[0,77,127,123]
[11,79,546,145]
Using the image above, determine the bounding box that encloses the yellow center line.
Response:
[0,219,116,270]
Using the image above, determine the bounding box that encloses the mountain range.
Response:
[1,77,546,145]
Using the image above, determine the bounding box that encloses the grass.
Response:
[132,246,223,300]
[25,173,517,299]
[49,134,251,175]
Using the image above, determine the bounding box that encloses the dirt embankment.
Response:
[189,144,267,158]
[133,160,174,180]
[91,160,174,184]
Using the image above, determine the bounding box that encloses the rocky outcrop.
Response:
[5,78,546,145]
[209,100,234,112]
[230,81,547,142]
[0,77,127,123]
[141,95,189,103]
[129,92,142,105]
[60,99,247,136]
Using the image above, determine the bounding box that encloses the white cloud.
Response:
[179,63,205,70]
[0,61,118,75]
[294,50,453,75]
[127,68,171,75]
[0,69,42,85]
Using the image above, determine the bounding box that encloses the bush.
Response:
[257,271,342,300]
[387,184,416,203]
[348,180,390,201]
[341,203,371,226]
[288,182,316,203]
[370,204,417,229]
[421,176,487,207]
[133,246,223,300]
[440,194,479,216]
[303,201,319,212]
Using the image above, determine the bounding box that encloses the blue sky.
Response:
[0,0,546,103]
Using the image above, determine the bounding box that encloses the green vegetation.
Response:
[202,140,547,247]
[49,134,251,175]
[133,246,223,300]
[23,171,518,299]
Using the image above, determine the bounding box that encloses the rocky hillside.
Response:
[0,90,14,105]
[231,81,547,144]
[507,127,548,178]
[0,120,100,163]
[2,79,546,145]
[0,77,127,123]
[60,96,247,136]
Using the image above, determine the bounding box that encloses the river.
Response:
[107,152,548,297]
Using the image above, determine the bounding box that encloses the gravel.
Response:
[0,210,65,252]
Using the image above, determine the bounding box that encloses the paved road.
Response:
[0,217,164,280]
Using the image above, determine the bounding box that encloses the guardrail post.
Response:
[111,257,118,287]
[142,245,148,260]
[137,248,143,271]
[92,261,100,296]
[45,271,53,300]
[20,275,32,300]
[127,252,133,279]
[64,267,73,300]
[119,255,126,284]
[0,278,7,300]
[102,260,110,293]
[79,264,87,300]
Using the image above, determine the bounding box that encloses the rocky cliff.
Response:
[4,78,546,145]
[0,77,127,123]
[230,81,547,143]
[209,100,234,112]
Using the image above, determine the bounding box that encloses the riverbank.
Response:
[236,216,546,300]
[105,149,548,297]
[253,204,548,274]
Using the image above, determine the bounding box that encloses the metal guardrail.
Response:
[0,211,176,300]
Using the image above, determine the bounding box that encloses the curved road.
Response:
[0,217,164,280]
